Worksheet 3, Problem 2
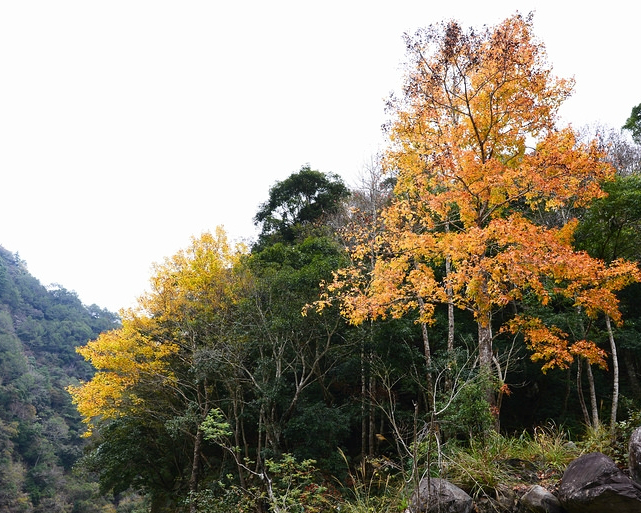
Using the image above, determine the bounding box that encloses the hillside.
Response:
[0,245,120,512]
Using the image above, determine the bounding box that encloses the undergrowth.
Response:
[439,423,579,499]
[188,415,640,512]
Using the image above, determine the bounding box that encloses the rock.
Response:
[519,484,563,513]
[558,452,641,513]
[495,485,517,511]
[629,426,641,484]
[474,485,515,513]
[407,477,473,513]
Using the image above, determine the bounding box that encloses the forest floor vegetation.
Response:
[161,414,641,513]
[268,415,641,513]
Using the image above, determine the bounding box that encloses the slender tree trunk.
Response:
[445,223,455,392]
[447,277,455,354]
[256,405,264,474]
[575,306,598,428]
[586,360,600,429]
[577,359,591,427]
[605,315,619,433]
[417,297,434,410]
[477,311,498,431]
[477,313,495,404]
[411,401,420,489]
[478,317,493,373]
[368,372,375,457]
[189,425,203,513]
[492,355,505,433]
[232,388,247,489]
[442,278,456,394]
[445,223,455,356]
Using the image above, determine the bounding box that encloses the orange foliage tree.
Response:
[319,14,640,415]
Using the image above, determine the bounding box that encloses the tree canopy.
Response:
[317,13,640,409]
[623,102,641,144]
[253,165,350,247]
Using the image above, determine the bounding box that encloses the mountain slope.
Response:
[0,245,119,513]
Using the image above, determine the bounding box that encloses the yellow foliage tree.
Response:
[68,227,248,508]
[67,314,179,434]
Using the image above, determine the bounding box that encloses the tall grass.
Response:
[439,423,578,498]
[336,449,407,513]
[335,417,641,512]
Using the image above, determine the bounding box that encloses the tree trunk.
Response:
[417,297,434,409]
[256,404,265,474]
[446,253,455,392]
[232,388,247,489]
[189,426,203,513]
[575,306,598,429]
[477,313,495,403]
[605,315,619,433]
[477,313,498,431]
[444,221,456,391]
[577,359,591,427]
[478,316,493,373]
[368,372,375,457]
[447,286,455,352]
[444,228,455,354]
[585,360,600,429]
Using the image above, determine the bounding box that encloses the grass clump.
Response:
[336,449,407,513]
[439,423,578,499]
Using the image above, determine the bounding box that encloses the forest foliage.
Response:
[3,12,641,513]
[0,245,120,512]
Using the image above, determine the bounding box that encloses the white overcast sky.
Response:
[0,1,638,312]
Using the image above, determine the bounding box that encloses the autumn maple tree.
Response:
[320,14,640,416]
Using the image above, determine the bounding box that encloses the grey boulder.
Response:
[519,484,562,513]
[406,477,473,513]
[558,452,641,513]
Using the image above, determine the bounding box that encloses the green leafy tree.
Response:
[623,103,641,144]
[241,236,351,469]
[254,165,350,247]
[572,173,641,428]
[575,174,641,262]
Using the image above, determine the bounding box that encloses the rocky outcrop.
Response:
[406,477,473,513]
[629,427,641,484]
[558,452,641,513]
